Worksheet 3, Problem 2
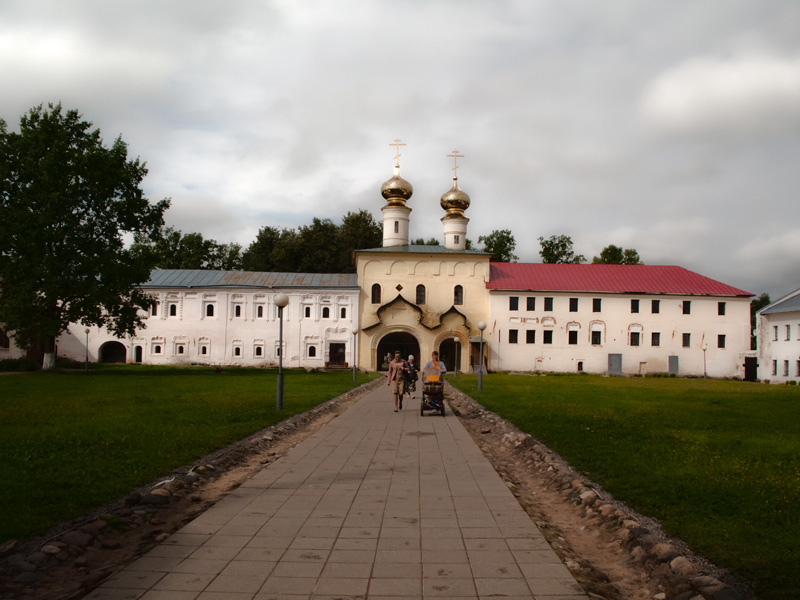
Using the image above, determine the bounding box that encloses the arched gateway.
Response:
[99,341,126,363]
[376,332,420,371]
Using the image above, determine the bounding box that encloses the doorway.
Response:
[377,332,420,370]
[329,343,346,366]
[439,338,462,373]
[99,341,127,363]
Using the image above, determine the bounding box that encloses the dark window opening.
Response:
[341,307,346,318]
[652,332,660,346]
[591,330,601,345]
[309,346,316,357]
[630,332,640,347]
[234,305,241,317]
[593,298,601,312]
[509,296,519,311]
[322,307,330,318]
[509,330,518,344]
[683,300,691,314]
[169,304,177,317]
[718,334,726,348]
[416,284,426,305]
[526,297,535,311]
[652,299,660,313]
[682,333,691,347]
[394,221,399,233]
[454,285,463,305]
[177,345,184,354]
[631,299,639,313]
[718,302,726,316]
[201,346,207,355]
[305,306,311,318]
[234,347,241,357]
[257,305,263,318]
[543,330,553,344]
[568,330,578,345]
[569,298,578,312]
[544,297,553,311]
[151,303,158,317]
[255,346,263,356]
[526,330,536,344]
[371,284,381,304]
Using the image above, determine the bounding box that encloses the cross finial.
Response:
[447,149,464,181]
[390,138,406,168]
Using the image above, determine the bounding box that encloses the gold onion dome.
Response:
[440,181,470,214]
[381,169,413,204]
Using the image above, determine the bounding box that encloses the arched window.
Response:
[371,284,381,304]
[200,346,207,355]
[255,346,263,357]
[206,304,214,317]
[322,307,330,318]
[304,306,311,318]
[153,345,162,354]
[177,345,185,354]
[340,307,346,318]
[234,305,242,317]
[169,304,177,317]
[309,346,317,357]
[234,347,241,357]
[454,285,463,305]
[257,305,263,318]
[416,284,426,305]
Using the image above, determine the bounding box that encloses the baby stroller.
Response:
[420,366,445,416]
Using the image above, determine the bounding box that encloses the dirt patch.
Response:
[446,384,754,600]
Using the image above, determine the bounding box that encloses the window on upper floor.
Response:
[652,299,660,314]
[651,332,660,347]
[683,300,691,314]
[509,296,519,311]
[206,304,214,317]
[234,305,242,318]
[509,329,518,344]
[169,304,177,317]
[526,297,535,311]
[682,333,691,347]
[416,285,426,305]
[454,285,464,305]
[341,307,347,318]
[322,307,330,319]
[371,284,381,304]
[394,221,399,234]
[454,234,460,245]
[151,303,159,317]
[257,305,264,318]
[718,302,726,316]
[786,325,791,340]
[543,330,553,344]
[544,297,553,311]
[631,299,639,313]
[569,298,578,312]
[526,330,535,344]
[305,306,311,318]
[774,326,779,341]
[593,298,601,312]
[718,334,726,348]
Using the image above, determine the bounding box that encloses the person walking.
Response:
[424,350,447,375]
[386,350,407,411]
[405,355,419,397]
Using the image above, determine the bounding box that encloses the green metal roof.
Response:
[142,269,358,289]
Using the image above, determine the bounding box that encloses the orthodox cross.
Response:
[447,149,464,180]
[390,138,406,167]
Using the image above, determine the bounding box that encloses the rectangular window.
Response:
[651,299,660,314]
[593,298,601,312]
[509,296,519,311]
[718,302,726,316]
[591,330,601,345]
[784,360,789,377]
[631,299,639,313]
[772,360,777,376]
[630,332,640,347]
[544,297,553,311]
[151,303,158,317]
[569,298,578,312]
[796,360,800,377]
[718,334,726,348]
[786,325,791,340]
[651,332,660,346]
[682,333,691,347]
[568,330,578,345]
[526,330,536,344]
[543,330,553,344]
[526,297,535,311]
[774,326,779,341]
[509,329,518,344]
[394,221,399,233]
[683,300,691,314]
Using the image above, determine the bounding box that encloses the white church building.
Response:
[755,288,800,383]
[2,147,755,378]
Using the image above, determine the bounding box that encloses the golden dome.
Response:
[440,181,470,214]
[381,170,413,204]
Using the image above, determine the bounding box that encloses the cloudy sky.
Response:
[2,1,799,298]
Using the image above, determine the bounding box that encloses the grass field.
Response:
[448,373,800,600]
[0,366,378,544]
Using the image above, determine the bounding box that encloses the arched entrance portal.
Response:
[439,338,463,373]
[99,341,127,363]
[377,332,420,371]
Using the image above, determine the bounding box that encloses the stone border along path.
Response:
[83,382,588,600]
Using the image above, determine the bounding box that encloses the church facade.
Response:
[3,146,754,378]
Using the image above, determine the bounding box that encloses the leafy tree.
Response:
[0,103,169,368]
[133,227,243,270]
[751,292,771,350]
[592,244,643,265]
[479,229,518,262]
[538,234,585,264]
[335,210,383,270]
[411,237,441,246]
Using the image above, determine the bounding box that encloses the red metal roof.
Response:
[487,263,752,297]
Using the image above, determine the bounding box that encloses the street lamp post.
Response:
[453,337,459,376]
[477,321,486,391]
[352,329,358,383]
[274,293,289,410]
[84,328,90,371]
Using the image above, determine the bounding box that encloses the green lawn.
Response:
[0,366,378,543]
[449,373,800,600]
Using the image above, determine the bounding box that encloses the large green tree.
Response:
[592,244,643,265]
[538,234,586,264]
[479,229,518,262]
[0,103,169,368]
[133,226,243,270]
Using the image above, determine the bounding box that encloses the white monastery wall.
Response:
[489,291,750,377]
[757,310,800,383]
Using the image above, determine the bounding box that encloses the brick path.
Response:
[84,383,588,599]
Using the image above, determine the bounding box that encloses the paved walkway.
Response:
[85,383,588,600]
